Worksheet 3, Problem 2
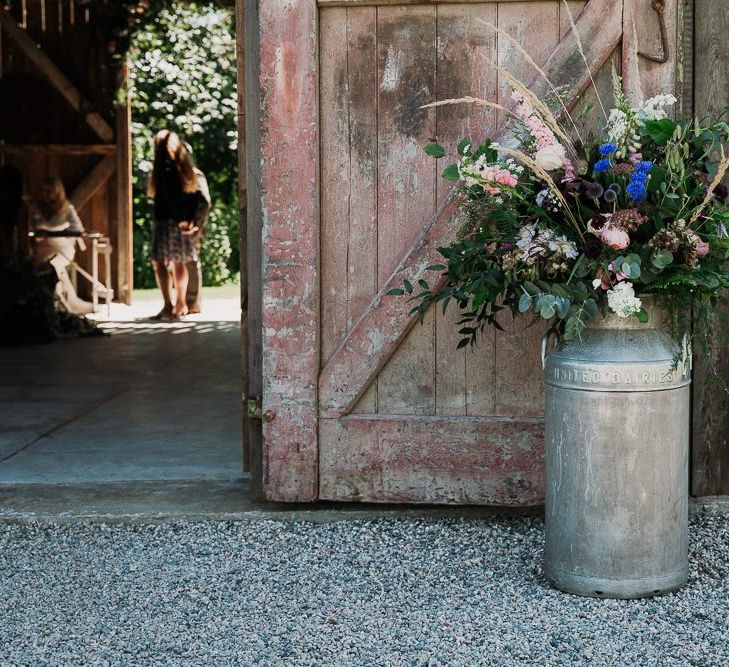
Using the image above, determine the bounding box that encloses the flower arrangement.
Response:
[391,69,729,347]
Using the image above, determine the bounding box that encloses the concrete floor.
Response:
[0,288,244,486]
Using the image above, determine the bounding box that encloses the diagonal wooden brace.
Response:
[0,7,114,143]
[318,0,624,418]
[70,154,117,211]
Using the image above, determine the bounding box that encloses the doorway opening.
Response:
[0,0,247,499]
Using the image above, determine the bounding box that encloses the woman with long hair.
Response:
[30,177,92,315]
[148,129,204,320]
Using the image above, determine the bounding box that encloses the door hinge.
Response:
[245,397,275,422]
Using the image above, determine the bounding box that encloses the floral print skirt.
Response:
[151,218,198,264]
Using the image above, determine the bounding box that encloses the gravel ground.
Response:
[0,514,727,666]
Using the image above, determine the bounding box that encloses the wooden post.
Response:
[242,0,263,499]
[115,62,133,305]
[257,0,320,502]
[691,0,729,496]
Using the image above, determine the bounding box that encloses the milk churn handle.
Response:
[541,329,557,370]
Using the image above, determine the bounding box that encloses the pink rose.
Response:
[601,225,630,250]
[695,240,710,257]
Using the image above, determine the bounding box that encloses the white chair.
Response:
[68,233,114,316]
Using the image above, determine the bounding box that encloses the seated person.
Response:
[30,177,93,315]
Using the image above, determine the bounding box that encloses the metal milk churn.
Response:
[542,298,691,598]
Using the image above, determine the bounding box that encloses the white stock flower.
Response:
[606,108,629,144]
[534,143,567,171]
[606,281,643,318]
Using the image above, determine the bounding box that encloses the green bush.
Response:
[129,2,239,288]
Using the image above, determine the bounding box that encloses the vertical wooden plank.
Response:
[560,0,618,135]
[258,0,319,501]
[434,3,499,417]
[375,5,437,415]
[493,2,558,417]
[692,0,729,496]
[320,9,350,367]
[236,0,251,476]
[243,0,263,498]
[345,7,379,413]
[115,61,132,304]
[679,0,693,118]
[318,6,379,413]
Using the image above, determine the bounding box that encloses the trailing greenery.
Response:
[129,2,239,288]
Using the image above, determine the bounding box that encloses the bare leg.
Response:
[152,260,174,319]
[171,261,189,316]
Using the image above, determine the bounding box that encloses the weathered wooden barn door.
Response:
[253,0,679,503]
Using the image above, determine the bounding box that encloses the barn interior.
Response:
[0,0,248,502]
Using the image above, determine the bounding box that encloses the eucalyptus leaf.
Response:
[518,292,533,313]
[523,281,540,296]
[651,249,674,269]
[556,298,571,319]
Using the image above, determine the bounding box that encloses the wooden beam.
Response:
[319,415,545,505]
[258,0,319,502]
[243,0,264,499]
[0,144,115,156]
[0,6,114,143]
[318,0,552,5]
[318,0,624,418]
[115,63,133,305]
[69,154,116,212]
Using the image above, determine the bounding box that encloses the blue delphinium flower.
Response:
[627,161,653,202]
[594,159,612,173]
[599,142,617,155]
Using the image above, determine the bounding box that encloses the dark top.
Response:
[153,160,200,223]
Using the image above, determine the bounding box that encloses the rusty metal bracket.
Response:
[245,397,275,422]
[638,0,669,64]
